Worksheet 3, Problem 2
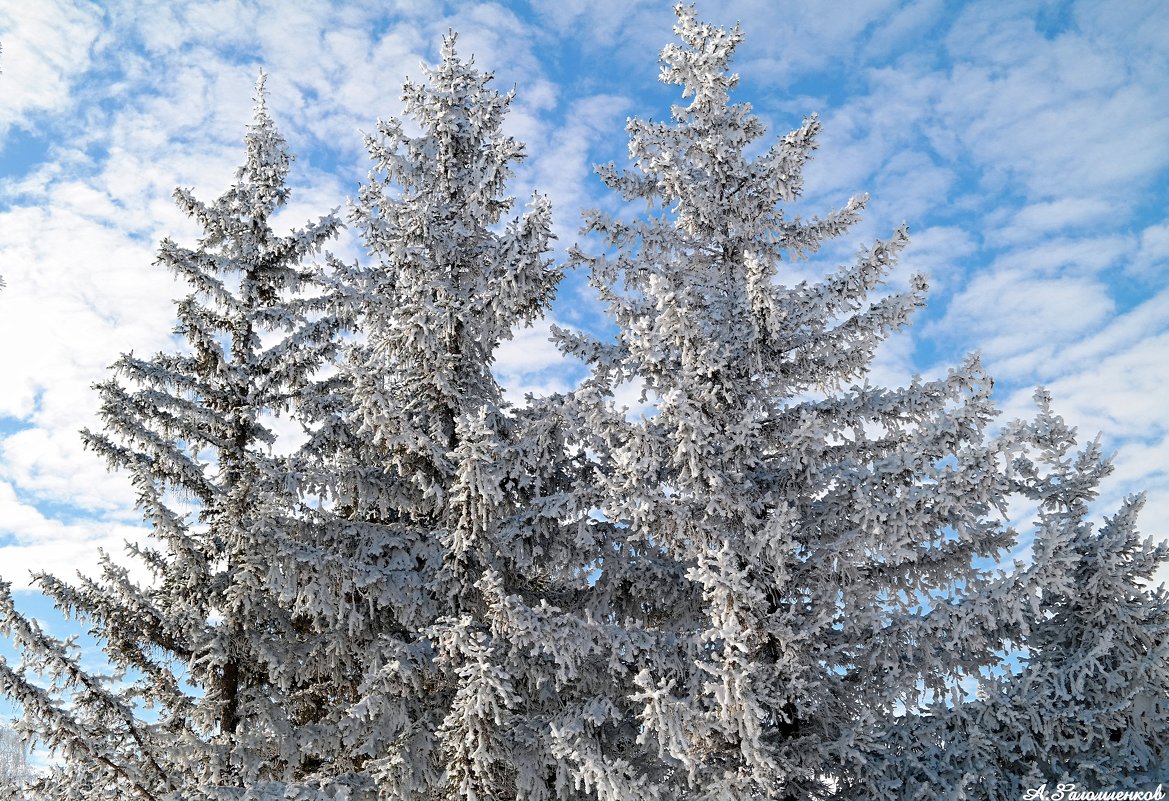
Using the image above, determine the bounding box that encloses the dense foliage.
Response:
[1,8,1165,800]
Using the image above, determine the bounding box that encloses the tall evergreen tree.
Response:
[552,6,1083,797]
[276,34,573,800]
[0,75,343,799]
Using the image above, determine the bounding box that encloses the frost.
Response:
[0,11,1164,801]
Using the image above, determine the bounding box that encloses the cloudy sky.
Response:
[1,0,1167,613]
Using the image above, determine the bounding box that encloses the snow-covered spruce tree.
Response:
[1006,423,1169,784]
[552,7,1065,797]
[0,76,344,799]
[863,394,1169,796]
[278,34,580,799]
[959,394,1168,789]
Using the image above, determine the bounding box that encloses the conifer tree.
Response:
[1006,428,1169,784]
[278,34,573,799]
[862,396,1169,797]
[553,6,1072,797]
[0,75,343,799]
[957,395,1168,790]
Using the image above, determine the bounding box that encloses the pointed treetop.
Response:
[663,4,744,116]
[252,69,270,122]
[383,32,519,226]
[440,28,462,62]
[241,68,291,213]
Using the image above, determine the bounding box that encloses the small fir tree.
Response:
[0,75,343,799]
[964,395,1169,788]
[862,395,1169,798]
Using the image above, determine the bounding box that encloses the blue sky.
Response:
[1,0,1168,608]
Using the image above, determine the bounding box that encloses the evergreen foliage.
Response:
[0,75,343,799]
[551,7,1066,798]
[0,8,1165,800]
[271,32,573,800]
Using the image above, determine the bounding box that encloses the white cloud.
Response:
[872,149,955,225]
[935,9,1169,202]
[1131,219,1169,279]
[0,481,148,590]
[860,0,948,64]
[1026,333,1169,444]
[0,0,102,138]
[525,93,633,243]
[865,325,920,392]
[1070,0,1169,76]
[991,235,1129,277]
[729,0,903,84]
[933,270,1114,377]
[0,425,136,515]
[898,225,979,298]
[494,318,580,402]
[526,0,667,54]
[999,198,1115,245]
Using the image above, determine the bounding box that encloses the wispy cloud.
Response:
[0,1,102,139]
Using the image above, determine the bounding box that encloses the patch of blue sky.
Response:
[0,417,32,437]
[1033,0,1077,40]
[0,587,184,765]
[0,590,104,710]
[0,128,50,185]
